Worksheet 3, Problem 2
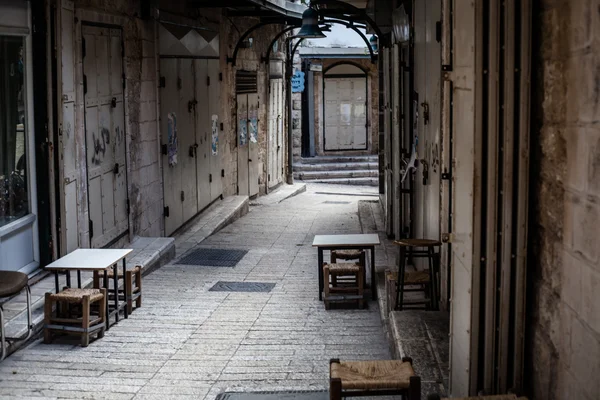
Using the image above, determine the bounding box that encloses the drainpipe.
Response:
[285,38,294,184]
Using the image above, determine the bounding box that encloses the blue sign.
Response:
[291,71,305,93]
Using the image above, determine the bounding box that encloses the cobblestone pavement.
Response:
[0,184,393,400]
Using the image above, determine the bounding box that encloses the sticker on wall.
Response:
[211,114,219,155]
[167,112,178,166]
[340,103,352,124]
[249,106,258,144]
[238,117,248,146]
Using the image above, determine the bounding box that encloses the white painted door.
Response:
[248,93,260,197]
[178,59,198,223]
[237,94,249,196]
[194,59,211,211]
[207,59,222,201]
[82,25,128,248]
[268,78,284,188]
[324,77,367,151]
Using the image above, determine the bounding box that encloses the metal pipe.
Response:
[286,38,294,184]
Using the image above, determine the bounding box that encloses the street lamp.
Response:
[296,7,326,38]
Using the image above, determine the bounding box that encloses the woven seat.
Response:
[327,263,361,274]
[427,395,528,400]
[405,271,430,284]
[330,358,421,399]
[44,288,106,347]
[93,265,142,314]
[49,288,104,303]
[0,271,28,298]
[394,239,442,247]
[332,249,363,260]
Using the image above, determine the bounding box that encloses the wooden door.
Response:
[82,25,128,248]
[207,59,222,201]
[268,78,283,188]
[248,93,259,197]
[178,59,198,223]
[160,59,183,236]
[324,77,367,151]
[237,94,249,196]
[194,59,211,211]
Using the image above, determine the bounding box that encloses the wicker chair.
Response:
[427,395,528,400]
[331,249,365,264]
[44,288,107,347]
[93,265,142,314]
[329,358,421,399]
[323,262,365,309]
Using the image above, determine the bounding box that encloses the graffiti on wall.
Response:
[211,114,218,155]
[239,116,248,146]
[249,105,258,144]
[91,127,110,166]
[167,113,178,166]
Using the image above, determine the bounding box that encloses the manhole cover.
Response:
[216,390,328,400]
[209,281,275,293]
[176,248,247,267]
[323,201,351,204]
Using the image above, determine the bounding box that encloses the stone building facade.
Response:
[527,1,600,399]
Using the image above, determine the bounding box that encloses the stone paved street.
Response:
[0,184,394,400]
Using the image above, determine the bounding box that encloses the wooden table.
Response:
[312,234,380,301]
[45,249,133,329]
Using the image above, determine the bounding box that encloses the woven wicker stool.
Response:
[427,395,528,400]
[331,250,365,263]
[329,358,421,399]
[93,265,142,314]
[323,263,365,309]
[393,239,441,311]
[44,288,107,347]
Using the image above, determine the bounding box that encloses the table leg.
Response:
[318,248,324,301]
[123,259,128,319]
[371,246,376,300]
[54,272,59,293]
[113,263,119,324]
[104,270,109,331]
[65,270,71,288]
[77,270,82,288]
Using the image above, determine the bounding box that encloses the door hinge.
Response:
[83,75,87,94]
[207,76,210,86]
[209,174,213,183]
[164,206,170,217]
[82,37,86,58]
[441,168,452,180]
[89,220,93,238]
[159,76,166,88]
[441,233,454,243]
[181,191,185,202]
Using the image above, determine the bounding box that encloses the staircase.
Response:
[293,155,379,186]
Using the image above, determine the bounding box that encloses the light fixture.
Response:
[296,7,326,38]
[369,34,378,53]
[392,5,410,43]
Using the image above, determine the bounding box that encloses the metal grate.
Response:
[176,248,247,267]
[209,281,275,293]
[323,201,351,204]
[216,390,328,400]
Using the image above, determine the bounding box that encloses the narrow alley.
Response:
[0,184,405,399]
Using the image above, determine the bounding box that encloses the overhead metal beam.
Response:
[311,0,385,43]
[227,19,293,66]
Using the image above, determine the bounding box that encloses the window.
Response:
[0,36,28,227]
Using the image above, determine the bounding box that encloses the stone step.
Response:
[293,161,379,172]
[297,155,378,164]
[294,169,379,180]
[299,177,379,186]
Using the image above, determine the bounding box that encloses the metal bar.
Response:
[113,264,119,324]
[285,38,294,184]
[370,246,376,300]
[103,269,109,330]
[318,248,324,301]
[123,259,128,319]
[54,271,59,293]
[77,270,81,288]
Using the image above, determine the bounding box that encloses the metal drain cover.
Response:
[323,201,351,204]
[176,248,247,267]
[209,281,275,293]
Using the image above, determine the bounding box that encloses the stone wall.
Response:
[528,1,600,399]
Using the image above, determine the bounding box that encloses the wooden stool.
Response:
[93,265,142,314]
[331,250,365,264]
[44,288,107,347]
[329,358,421,399]
[427,395,528,400]
[323,263,365,309]
[393,239,441,311]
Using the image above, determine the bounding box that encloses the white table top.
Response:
[312,234,380,247]
[45,249,133,271]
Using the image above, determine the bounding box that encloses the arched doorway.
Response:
[323,63,368,151]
